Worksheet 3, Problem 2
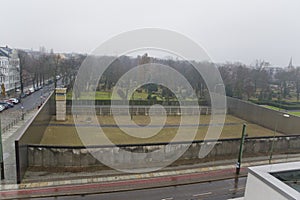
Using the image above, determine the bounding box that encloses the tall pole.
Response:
[269,113,290,164]
[269,121,278,164]
[0,116,4,179]
[236,123,247,175]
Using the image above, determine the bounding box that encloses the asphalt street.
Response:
[33,177,246,200]
[0,81,61,129]
[10,84,54,112]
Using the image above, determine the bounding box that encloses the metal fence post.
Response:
[236,123,247,175]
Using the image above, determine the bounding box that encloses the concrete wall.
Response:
[15,92,55,183]
[227,97,300,135]
[244,162,300,200]
[27,135,300,169]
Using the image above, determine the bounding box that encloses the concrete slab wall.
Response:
[15,92,55,183]
[227,97,300,135]
[27,136,300,169]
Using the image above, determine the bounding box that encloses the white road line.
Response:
[161,198,173,200]
[229,187,245,191]
[192,192,212,197]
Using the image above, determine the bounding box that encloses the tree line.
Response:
[18,50,299,103]
[219,61,300,101]
[17,50,85,93]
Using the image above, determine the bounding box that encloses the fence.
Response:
[67,99,209,106]
[0,106,37,134]
[70,105,211,116]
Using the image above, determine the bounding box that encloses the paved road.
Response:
[11,84,54,112]
[34,177,246,200]
[0,81,61,129]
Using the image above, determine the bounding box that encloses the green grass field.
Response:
[262,105,280,111]
[67,90,179,101]
[289,111,300,116]
[262,105,300,117]
[40,114,279,146]
[67,91,156,100]
[67,91,112,100]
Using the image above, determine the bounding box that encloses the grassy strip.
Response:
[262,105,300,117]
[262,105,280,111]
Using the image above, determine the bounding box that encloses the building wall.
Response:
[0,56,10,90]
[244,162,300,200]
[0,47,21,94]
[244,173,287,200]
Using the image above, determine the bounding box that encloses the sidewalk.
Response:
[0,153,299,199]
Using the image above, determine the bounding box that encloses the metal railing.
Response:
[69,105,212,116]
[0,106,38,134]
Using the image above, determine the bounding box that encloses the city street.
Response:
[33,177,246,200]
[0,82,59,130]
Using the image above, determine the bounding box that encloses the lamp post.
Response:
[269,113,290,164]
[21,104,24,120]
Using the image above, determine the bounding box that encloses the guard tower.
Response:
[55,88,67,121]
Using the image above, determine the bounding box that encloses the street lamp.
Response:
[21,103,24,120]
[269,113,290,164]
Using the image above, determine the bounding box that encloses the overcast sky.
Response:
[1,0,300,66]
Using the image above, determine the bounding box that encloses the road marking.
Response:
[161,198,173,200]
[229,187,245,191]
[192,192,212,197]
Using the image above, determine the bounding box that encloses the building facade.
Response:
[0,46,21,96]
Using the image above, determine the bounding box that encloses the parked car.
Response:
[29,87,35,93]
[0,105,5,112]
[25,90,31,96]
[8,98,20,104]
[4,100,14,108]
[20,93,27,98]
[0,102,11,109]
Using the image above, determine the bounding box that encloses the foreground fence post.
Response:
[236,123,247,175]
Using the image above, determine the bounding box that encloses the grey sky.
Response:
[1,0,300,66]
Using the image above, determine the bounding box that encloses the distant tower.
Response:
[288,57,294,70]
[39,46,46,54]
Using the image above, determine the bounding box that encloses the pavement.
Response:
[0,109,38,183]
[34,177,248,200]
